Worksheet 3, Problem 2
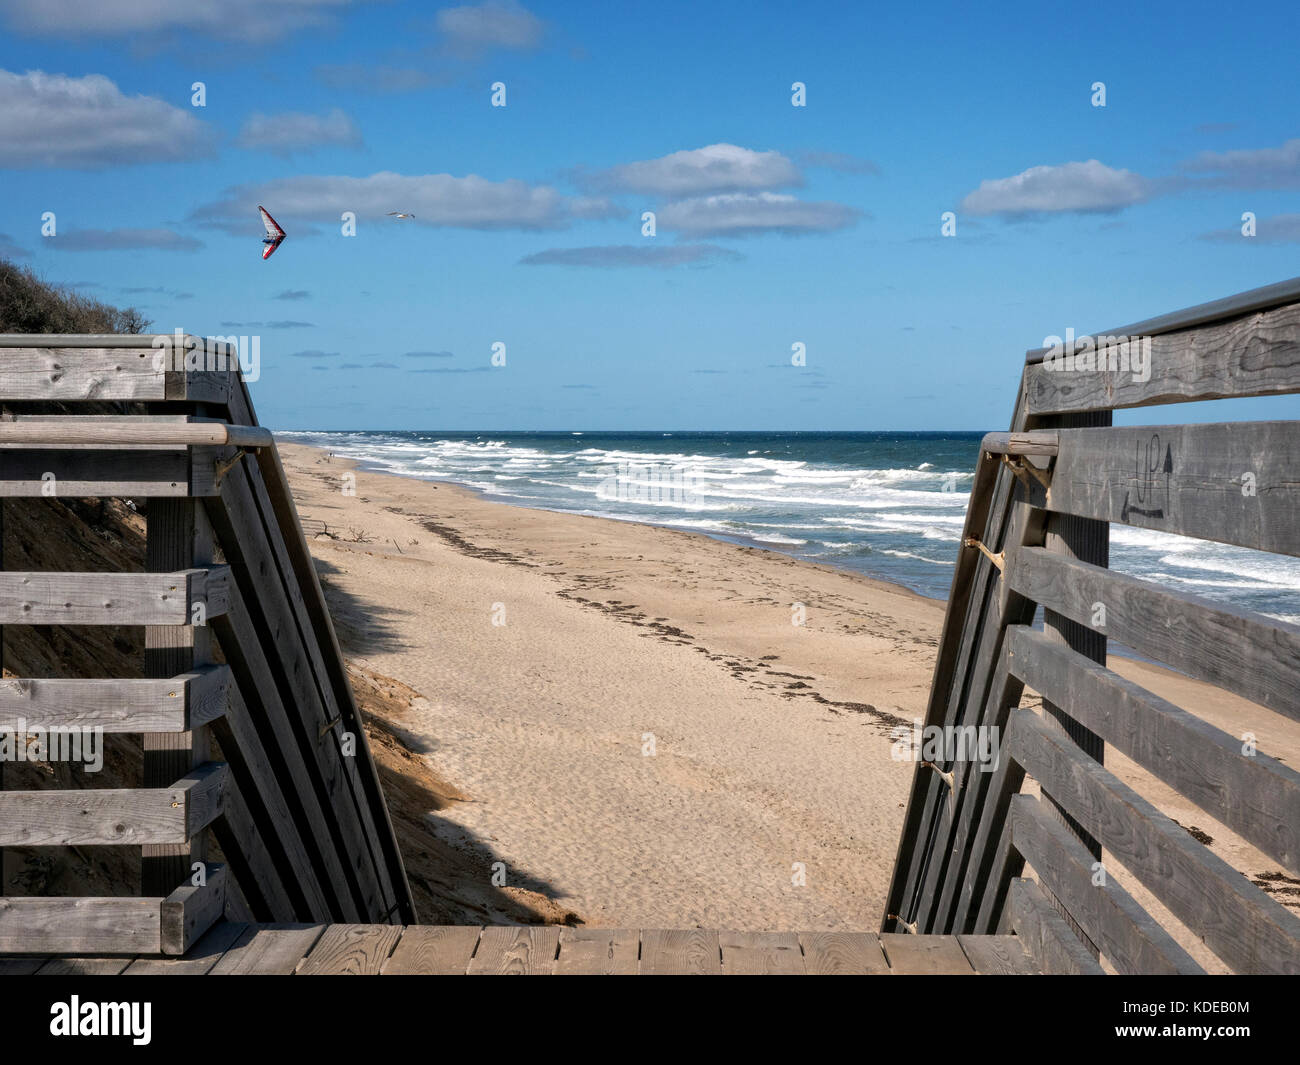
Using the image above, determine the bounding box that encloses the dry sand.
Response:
[280,443,1300,939]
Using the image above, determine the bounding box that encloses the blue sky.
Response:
[1,0,1297,430]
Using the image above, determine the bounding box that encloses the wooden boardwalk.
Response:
[0,923,1037,975]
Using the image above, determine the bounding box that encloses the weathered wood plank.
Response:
[956,934,1039,974]
[0,567,230,625]
[0,897,160,953]
[1008,547,1300,722]
[209,582,359,922]
[208,924,325,975]
[798,931,889,974]
[0,345,233,403]
[382,926,481,975]
[37,957,135,975]
[253,444,415,922]
[1041,422,1300,555]
[1024,301,1300,413]
[297,923,402,975]
[0,762,227,846]
[981,430,1060,456]
[122,920,247,975]
[210,777,299,923]
[554,926,639,975]
[639,929,721,975]
[953,740,1026,933]
[1008,878,1106,974]
[1008,795,1201,975]
[0,667,229,733]
[207,463,391,920]
[0,448,206,497]
[209,686,332,921]
[466,925,559,975]
[0,418,270,449]
[718,930,806,974]
[161,863,227,955]
[1008,625,1300,874]
[879,933,975,974]
[0,957,47,974]
[1008,708,1300,974]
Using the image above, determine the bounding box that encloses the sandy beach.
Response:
[281,443,1300,944]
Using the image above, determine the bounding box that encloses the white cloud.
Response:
[519,244,742,267]
[437,0,545,52]
[50,228,204,252]
[584,144,802,197]
[238,108,362,156]
[194,171,620,232]
[0,69,210,169]
[961,159,1149,216]
[657,192,860,237]
[1183,138,1300,189]
[1,0,360,42]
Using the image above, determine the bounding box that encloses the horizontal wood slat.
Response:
[1043,422,1300,555]
[0,346,234,403]
[0,449,208,497]
[1009,795,1202,974]
[0,667,230,732]
[1007,626,1300,874]
[1008,878,1106,974]
[0,762,228,846]
[1024,301,1300,413]
[1007,547,1300,721]
[0,568,230,625]
[1006,708,1300,974]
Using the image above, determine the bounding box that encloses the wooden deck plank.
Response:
[554,927,638,975]
[0,568,229,626]
[0,957,49,974]
[639,929,720,975]
[122,921,248,976]
[466,926,559,975]
[719,930,805,974]
[37,957,135,975]
[297,923,402,975]
[209,924,325,975]
[879,933,976,974]
[382,926,482,975]
[957,934,1039,975]
[798,931,890,974]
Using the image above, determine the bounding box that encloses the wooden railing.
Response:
[0,335,414,954]
[882,278,1300,975]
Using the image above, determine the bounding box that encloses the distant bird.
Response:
[387,211,416,219]
[258,205,286,261]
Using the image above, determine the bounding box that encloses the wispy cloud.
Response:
[237,108,361,157]
[0,69,210,169]
[1,0,364,43]
[960,159,1149,216]
[1182,138,1300,189]
[437,0,545,54]
[49,227,203,252]
[194,171,620,233]
[580,144,802,197]
[403,350,456,358]
[289,349,341,359]
[520,243,742,267]
[274,289,311,301]
[657,192,861,237]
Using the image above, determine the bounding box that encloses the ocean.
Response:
[279,429,1300,625]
